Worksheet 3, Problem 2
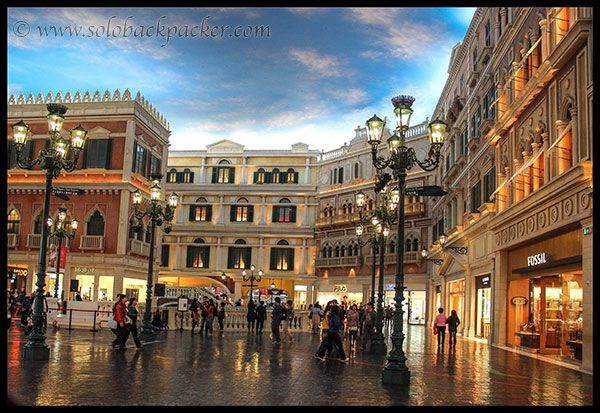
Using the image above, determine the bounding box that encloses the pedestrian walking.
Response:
[446,309,460,348]
[127,297,142,349]
[359,302,376,351]
[190,298,199,334]
[20,293,32,327]
[434,308,447,348]
[270,297,285,343]
[256,301,266,333]
[199,296,210,334]
[111,294,130,350]
[282,300,294,342]
[315,305,349,362]
[310,302,321,334]
[205,299,216,336]
[217,301,226,331]
[314,300,336,359]
[247,299,256,334]
[345,304,360,353]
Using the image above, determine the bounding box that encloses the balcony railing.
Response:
[7,233,18,248]
[26,234,72,249]
[316,217,332,227]
[127,239,157,257]
[80,235,105,251]
[315,256,362,267]
[365,251,421,264]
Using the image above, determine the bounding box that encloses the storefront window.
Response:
[123,277,147,304]
[448,279,465,323]
[98,276,114,301]
[74,274,95,301]
[476,275,491,338]
[511,271,583,362]
[409,291,426,325]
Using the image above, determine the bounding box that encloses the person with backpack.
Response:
[256,301,266,334]
[359,302,376,351]
[446,309,460,349]
[247,299,257,334]
[282,300,294,343]
[217,301,226,332]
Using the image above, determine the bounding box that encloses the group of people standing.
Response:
[312,299,378,362]
[189,296,226,335]
[433,307,461,349]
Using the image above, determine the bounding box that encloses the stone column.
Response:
[542,132,550,183]
[117,190,130,255]
[493,21,501,44]
[539,18,548,61]
[217,195,225,226]
[177,197,184,225]
[241,157,247,184]
[300,239,307,275]
[258,237,265,270]
[216,237,222,271]
[569,106,579,165]
[500,8,507,33]
[522,151,532,197]
[302,196,310,227]
[531,142,542,191]
[175,236,182,271]
[491,250,508,347]
[497,169,507,212]
[304,157,311,184]
[513,158,524,202]
[555,119,570,175]
[259,195,267,226]
[200,157,206,184]
[463,265,473,337]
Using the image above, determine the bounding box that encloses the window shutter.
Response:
[186,246,193,267]
[230,206,236,222]
[270,249,277,270]
[227,248,234,269]
[211,167,218,183]
[244,248,252,269]
[279,172,285,183]
[294,172,299,184]
[206,205,213,221]
[105,139,113,169]
[247,206,254,222]
[202,247,210,268]
[176,172,184,183]
[265,172,272,183]
[253,171,258,183]
[272,206,279,222]
[189,206,196,221]
[132,143,137,172]
[287,249,295,271]
[81,140,90,169]
[228,167,235,183]
[290,206,297,223]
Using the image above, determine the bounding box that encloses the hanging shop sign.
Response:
[476,275,491,289]
[7,266,28,278]
[511,296,528,305]
[334,284,347,292]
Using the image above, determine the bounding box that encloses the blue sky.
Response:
[7,7,476,152]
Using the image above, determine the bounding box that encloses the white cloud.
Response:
[330,88,368,106]
[288,48,345,78]
[286,8,329,17]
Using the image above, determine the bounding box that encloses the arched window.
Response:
[271,240,294,271]
[87,210,105,236]
[167,168,177,183]
[389,240,396,254]
[190,197,212,222]
[231,198,253,222]
[7,208,20,234]
[32,211,43,235]
[286,168,297,184]
[354,162,360,179]
[327,246,333,258]
[272,168,280,183]
[334,245,340,258]
[228,239,251,269]
[255,168,266,184]
[182,168,192,183]
[273,198,296,223]
[187,238,209,268]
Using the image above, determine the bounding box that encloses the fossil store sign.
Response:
[527,253,547,267]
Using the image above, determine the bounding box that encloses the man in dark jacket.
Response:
[256,301,267,333]
[270,297,284,343]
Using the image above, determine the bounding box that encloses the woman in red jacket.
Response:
[112,294,130,349]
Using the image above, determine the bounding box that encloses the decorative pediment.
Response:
[206,139,245,153]
[87,126,112,139]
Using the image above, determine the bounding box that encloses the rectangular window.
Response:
[228,247,251,269]
[160,244,170,267]
[483,166,496,203]
[338,167,343,184]
[471,106,481,139]
[230,205,254,222]
[273,206,296,223]
[270,248,295,271]
[150,154,161,177]
[212,167,235,183]
[483,86,496,120]
[132,143,147,176]
[472,180,482,213]
[187,246,210,268]
[485,19,491,47]
[473,47,478,72]
[189,205,212,222]
[83,139,112,169]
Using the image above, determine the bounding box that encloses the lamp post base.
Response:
[381,366,410,385]
[22,345,50,361]
[140,322,155,339]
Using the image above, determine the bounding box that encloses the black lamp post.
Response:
[364,95,447,385]
[355,185,398,353]
[242,264,263,305]
[47,207,79,298]
[10,104,88,360]
[131,175,178,337]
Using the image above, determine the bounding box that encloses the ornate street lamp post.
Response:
[131,175,178,337]
[355,185,398,353]
[242,264,263,305]
[10,104,87,360]
[364,95,447,385]
[47,207,79,298]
